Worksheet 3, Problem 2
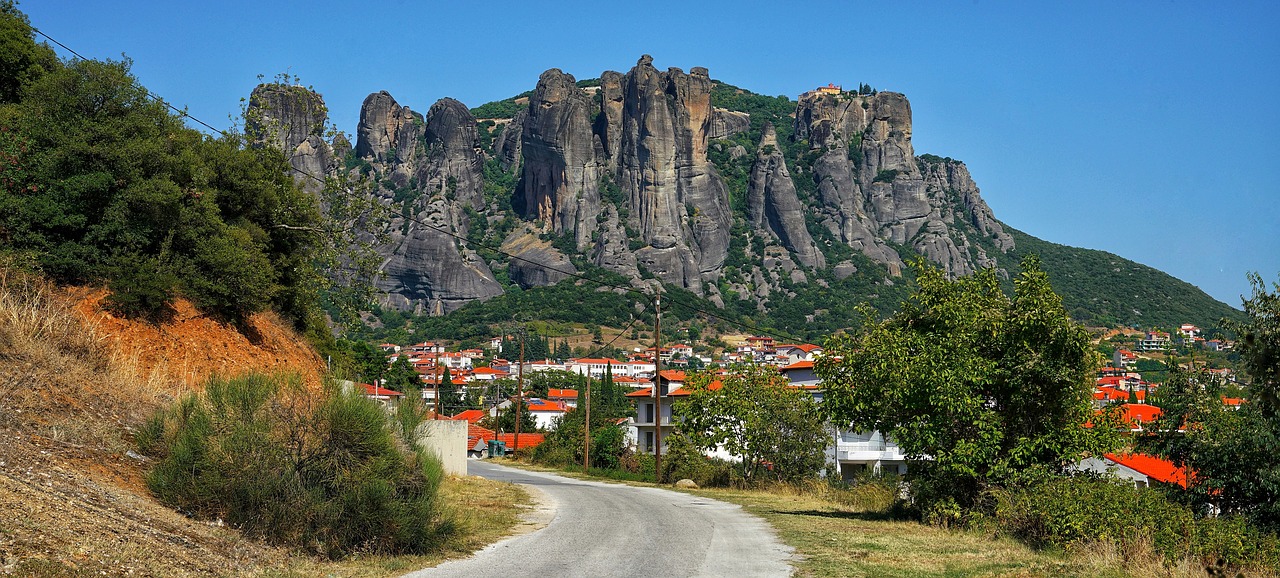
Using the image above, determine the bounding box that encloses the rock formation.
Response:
[746,123,825,268]
[246,84,333,191]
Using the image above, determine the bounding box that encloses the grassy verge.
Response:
[689,485,1126,578]
[263,473,531,577]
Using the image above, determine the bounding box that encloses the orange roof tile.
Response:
[1105,453,1189,488]
[359,383,404,397]
[547,388,578,399]
[781,360,815,370]
[449,409,487,424]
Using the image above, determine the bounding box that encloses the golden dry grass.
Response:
[0,268,533,576]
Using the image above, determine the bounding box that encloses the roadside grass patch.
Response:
[257,474,530,577]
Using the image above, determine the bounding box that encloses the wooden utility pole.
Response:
[433,349,440,419]
[653,290,663,480]
[514,329,525,455]
[583,373,592,472]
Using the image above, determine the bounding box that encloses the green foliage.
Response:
[674,366,828,483]
[991,476,1279,570]
[485,399,537,433]
[0,2,56,104]
[818,256,1119,519]
[137,374,452,558]
[1002,226,1242,329]
[1143,275,1280,533]
[382,355,420,392]
[0,45,331,329]
[469,91,532,120]
[872,169,898,183]
[1231,273,1280,414]
[660,431,739,488]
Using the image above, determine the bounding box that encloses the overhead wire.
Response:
[33,27,818,346]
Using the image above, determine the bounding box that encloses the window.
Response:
[644,403,654,424]
[644,431,654,453]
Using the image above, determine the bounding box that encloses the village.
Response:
[349,320,1247,491]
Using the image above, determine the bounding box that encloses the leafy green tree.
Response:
[486,400,537,433]
[674,366,828,483]
[0,2,56,104]
[437,366,464,416]
[382,356,420,392]
[1145,274,1280,531]
[527,369,579,399]
[335,339,386,385]
[817,256,1118,520]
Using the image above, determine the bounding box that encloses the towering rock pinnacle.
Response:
[246,84,333,191]
[355,91,423,164]
[612,56,731,291]
[518,68,603,247]
[747,123,825,269]
[355,92,503,314]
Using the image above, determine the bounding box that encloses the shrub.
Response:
[139,373,452,558]
[990,476,1279,570]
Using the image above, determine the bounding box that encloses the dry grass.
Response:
[0,268,533,575]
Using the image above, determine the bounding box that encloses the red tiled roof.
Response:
[449,409,487,424]
[1222,397,1245,407]
[359,383,404,397]
[1120,403,1162,426]
[495,433,545,450]
[626,387,655,398]
[572,358,625,365]
[657,370,686,382]
[1105,453,1189,488]
[471,367,509,375]
[781,360,815,371]
[547,388,578,399]
[527,399,567,412]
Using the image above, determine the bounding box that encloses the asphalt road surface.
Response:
[403,460,793,578]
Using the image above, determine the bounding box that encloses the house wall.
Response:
[417,420,468,476]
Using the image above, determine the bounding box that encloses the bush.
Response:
[990,476,1279,570]
[660,432,738,487]
[139,373,452,558]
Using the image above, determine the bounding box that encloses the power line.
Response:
[32,28,816,346]
[32,28,224,135]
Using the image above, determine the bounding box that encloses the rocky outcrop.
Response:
[746,123,824,268]
[518,69,603,247]
[709,108,750,140]
[501,228,578,289]
[378,204,503,315]
[494,109,525,173]
[355,91,423,164]
[613,56,731,291]
[418,98,486,209]
[246,84,333,191]
[794,89,1014,277]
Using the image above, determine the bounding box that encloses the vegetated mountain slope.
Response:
[253,55,1236,338]
[1002,226,1242,330]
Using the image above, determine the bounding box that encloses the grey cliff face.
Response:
[746,123,825,269]
[361,93,503,314]
[794,89,1013,277]
[255,58,1023,317]
[355,91,424,164]
[613,57,731,292]
[246,84,333,192]
[518,69,603,248]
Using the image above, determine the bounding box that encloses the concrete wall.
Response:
[417,420,468,476]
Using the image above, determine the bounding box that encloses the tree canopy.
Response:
[674,366,828,483]
[817,256,1117,518]
[1144,274,1280,531]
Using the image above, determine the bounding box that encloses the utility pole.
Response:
[514,328,525,456]
[433,348,440,419]
[583,373,592,472]
[653,289,663,481]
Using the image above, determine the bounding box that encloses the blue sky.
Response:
[22,1,1279,308]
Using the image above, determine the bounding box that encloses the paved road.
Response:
[404,460,793,578]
